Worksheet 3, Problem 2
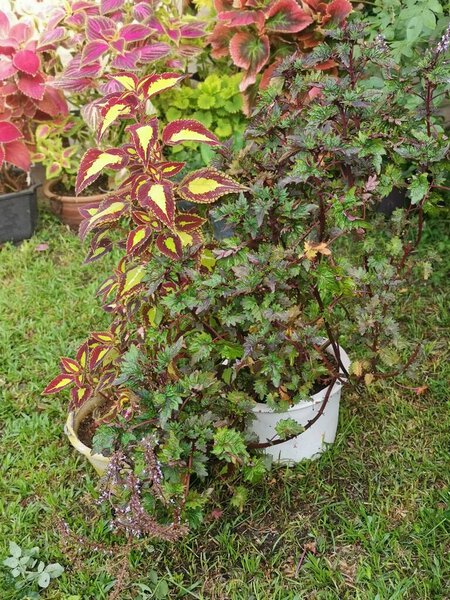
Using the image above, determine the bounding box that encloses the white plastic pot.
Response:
[249,345,350,463]
[65,396,110,476]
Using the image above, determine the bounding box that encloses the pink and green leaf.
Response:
[264,0,313,33]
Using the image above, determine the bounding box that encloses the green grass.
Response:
[0,209,449,599]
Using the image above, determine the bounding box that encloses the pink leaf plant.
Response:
[0,10,68,173]
[42,0,208,95]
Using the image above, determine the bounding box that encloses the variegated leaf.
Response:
[175,213,206,232]
[43,373,74,394]
[127,120,158,164]
[162,119,220,146]
[60,357,81,375]
[137,72,185,99]
[156,233,183,259]
[70,386,92,408]
[76,342,88,368]
[118,264,146,298]
[89,345,112,370]
[109,72,138,91]
[137,179,175,228]
[79,197,128,240]
[177,229,203,247]
[98,92,138,139]
[126,225,153,255]
[91,331,114,344]
[178,168,244,203]
[76,149,126,195]
[131,209,162,229]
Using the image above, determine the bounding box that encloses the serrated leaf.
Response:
[136,180,175,228]
[138,72,185,99]
[162,119,220,146]
[178,168,243,203]
[43,374,74,395]
[156,233,183,259]
[126,225,153,255]
[76,149,126,195]
[127,120,158,164]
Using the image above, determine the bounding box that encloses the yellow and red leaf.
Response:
[127,119,158,164]
[162,119,220,147]
[98,91,138,139]
[178,168,244,203]
[89,345,112,370]
[131,209,162,229]
[43,374,74,395]
[79,197,128,240]
[60,357,81,375]
[76,149,127,195]
[70,385,92,408]
[175,213,206,232]
[76,342,88,368]
[118,264,146,298]
[156,233,183,259]
[137,179,175,228]
[137,72,185,99]
[126,224,153,255]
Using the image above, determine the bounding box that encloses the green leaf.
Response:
[154,579,170,598]
[92,425,118,455]
[45,563,64,578]
[230,485,248,511]
[38,571,51,588]
[406,16,423,42]
[421,8,436,30]
[3,556,19,568]
[9,541,22,558]
[275,418,305,440]
[409,173,429,204]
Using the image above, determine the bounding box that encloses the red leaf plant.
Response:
[209,0,352,107]
[44,71,244,417]
[0,10,67,182]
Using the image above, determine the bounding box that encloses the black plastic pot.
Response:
[0,184,38,243]
[377,187,410,217]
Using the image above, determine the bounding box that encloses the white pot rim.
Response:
[251,343,350,414]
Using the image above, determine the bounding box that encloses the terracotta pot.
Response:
[43,178,109,229]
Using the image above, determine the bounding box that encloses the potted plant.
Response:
[0,9,67,243]
[34,116,116,228]
[36,0,210,228]
[44,22,448,539]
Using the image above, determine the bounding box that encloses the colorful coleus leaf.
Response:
[98,91,138,138]
[162,120,220,146]
[156,233,183,260]
[175,213,206,232]
[13,49,40,75]
[137,72,186,99]
[70,386,93,408]
[76,149,127,195]
[79,197,129,240]
[126,225,153,256]
[89,345,113,370]
[118,264,146,298]
[136,179,175,228]
[43,373,74,394]
[60,357,81,375]
[0,122,22,143]
[178,168,244,203]
[264,0,313,33]
[229,31,270,90]
[127,120,158,164]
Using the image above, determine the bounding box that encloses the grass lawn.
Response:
[0,208,449,600]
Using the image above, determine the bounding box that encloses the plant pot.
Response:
[43,179,109,229]
[377,187,410,217]
[65,396,110,476]
[0,184,38,243]
[249,345,351,463]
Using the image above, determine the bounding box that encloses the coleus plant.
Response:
[42,0,208,95]
[0,10,67,183]
[209,0,352,105]
[44,70,243,411]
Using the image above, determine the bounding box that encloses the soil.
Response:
[77,412,98,448]
[53,174,110,197]
[77,397,114,448]
[0,170,28,195]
